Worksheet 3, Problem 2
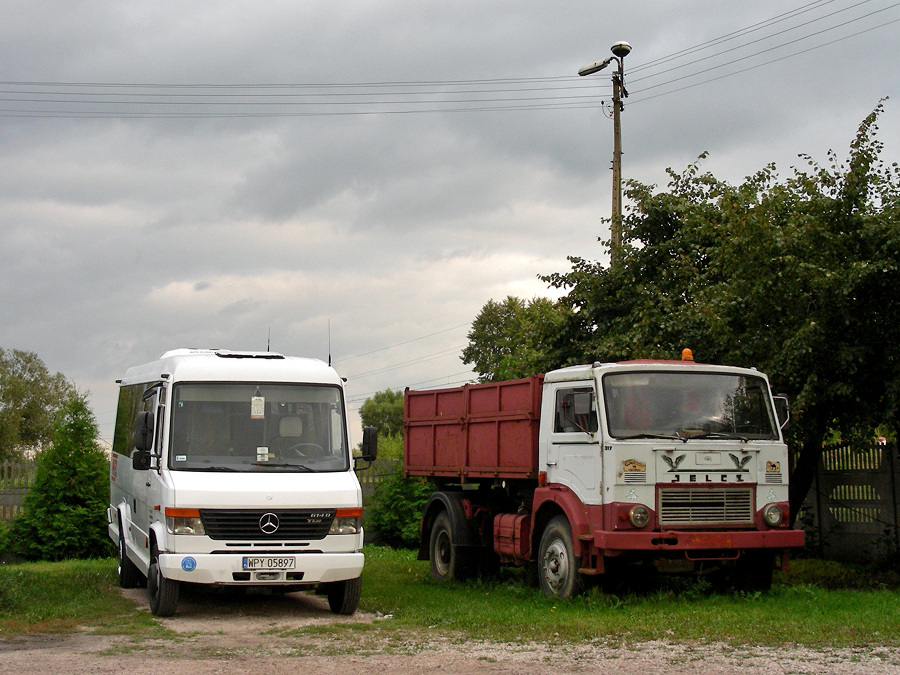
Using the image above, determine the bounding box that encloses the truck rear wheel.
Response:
[148,544,180,617]
[324,576,361,615]
[429,511,474,582]
[538,516,584,599]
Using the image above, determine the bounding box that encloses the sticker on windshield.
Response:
[175,455,187,462]
[251,396,265,419]
[257,446,270,462]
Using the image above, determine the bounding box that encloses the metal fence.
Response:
[356,459,401,502]
[0,461,35,520]
[797,441,900,563]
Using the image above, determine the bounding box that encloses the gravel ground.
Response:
[1,587,898,674]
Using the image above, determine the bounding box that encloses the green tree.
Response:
[461,296,568,382]
[0,348,77,460]
[359,389,404,437]
[7,394,112,560]
[367,470,434,548]
[544,103,900,517]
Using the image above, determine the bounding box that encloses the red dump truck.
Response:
[404,353,804,597]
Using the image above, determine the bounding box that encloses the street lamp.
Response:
[579,41,631,267]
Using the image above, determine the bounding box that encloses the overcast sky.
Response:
[1,1,897,446]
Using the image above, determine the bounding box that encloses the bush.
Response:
[6,394,113,561]
[367,470,433,548]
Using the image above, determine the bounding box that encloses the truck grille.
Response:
[658,488,754,526]
[199,509,335,541]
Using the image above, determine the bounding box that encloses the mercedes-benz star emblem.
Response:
[259,512,280,534]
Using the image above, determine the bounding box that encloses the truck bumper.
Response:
[591,528,805,552]
[158,552,364,585]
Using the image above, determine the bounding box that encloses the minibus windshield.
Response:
[169,383,349,472]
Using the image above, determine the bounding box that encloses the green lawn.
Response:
[1,548,898,648]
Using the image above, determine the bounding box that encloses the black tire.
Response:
[116,521,144,589]
[429,511,475,583]
[148,544,180,617]
[538,516,584,599]
[325,577,361,615]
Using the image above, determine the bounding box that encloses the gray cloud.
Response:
[0,1,897,442]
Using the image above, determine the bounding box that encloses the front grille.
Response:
[658,488,754,526]
[200,509,335,540]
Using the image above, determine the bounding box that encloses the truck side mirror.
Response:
[773,395,790,432]
[132,410,154,470]
[360,426,378,463]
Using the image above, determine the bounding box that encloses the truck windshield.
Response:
[169,383,349,472]
[603,371,778,440]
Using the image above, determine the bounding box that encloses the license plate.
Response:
[242,556,295,570]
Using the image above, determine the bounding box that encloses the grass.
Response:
[1,548,898,649]
[0,559,160,636]
[357,548,900,647]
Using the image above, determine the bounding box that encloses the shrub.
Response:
[367,470,433,548]
[6,394,113,561]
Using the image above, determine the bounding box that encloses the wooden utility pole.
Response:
[611,70,624,267]
[578,41,630,269]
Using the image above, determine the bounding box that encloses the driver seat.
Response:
[275,416,303,450]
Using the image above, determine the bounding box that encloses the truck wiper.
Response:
[677,429,749,443]
[618,433,685,442]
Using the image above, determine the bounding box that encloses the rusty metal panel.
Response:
[404,376,543,480]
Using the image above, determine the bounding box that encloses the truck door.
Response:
[544,384,602,504]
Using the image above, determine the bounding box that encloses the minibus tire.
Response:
[325,576,361,615]
[148,544,180,617]
[116,520,144,589]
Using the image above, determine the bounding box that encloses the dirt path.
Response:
[1,587,898,674]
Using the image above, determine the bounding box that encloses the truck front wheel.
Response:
[538,516,584,599]
[429,511,474,582]
[148,544,180,617]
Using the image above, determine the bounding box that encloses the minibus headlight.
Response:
[165,508,205,535]
[329,508,363,535]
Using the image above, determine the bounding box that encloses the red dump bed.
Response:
[404,376,544,480]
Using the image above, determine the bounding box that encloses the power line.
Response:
[333,323,470,364]
[0,2,894,116]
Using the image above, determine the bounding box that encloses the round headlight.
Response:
[629,505,651,528]
[763,503,784,527]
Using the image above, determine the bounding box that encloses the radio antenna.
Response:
[267,327,271,352]
[328,319,332,366]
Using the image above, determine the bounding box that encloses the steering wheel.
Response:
[283,442,325,458]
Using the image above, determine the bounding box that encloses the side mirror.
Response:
[360,426,378,463]
[132,411,154,470]
[773,395,791,432]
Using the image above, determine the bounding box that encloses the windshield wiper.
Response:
[677,429,749,443]
[254,463,314,472]
[618,433,684,442]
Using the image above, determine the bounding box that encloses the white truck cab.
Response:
[107,348,376,616]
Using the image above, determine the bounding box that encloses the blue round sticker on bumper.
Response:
[181,557,197,572]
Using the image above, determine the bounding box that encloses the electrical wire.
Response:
[0,1,896,118]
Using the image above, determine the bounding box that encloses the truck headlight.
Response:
[165,508,205,535]
[329,508,363,535]
[628,505,651,529]
[763,503,784,527]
